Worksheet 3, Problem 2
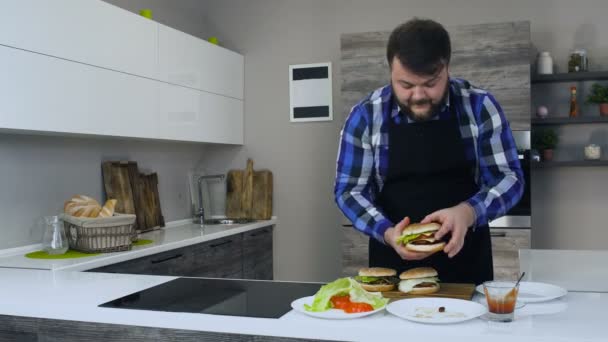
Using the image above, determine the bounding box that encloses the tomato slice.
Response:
[344,302,374,313]
[330,295,351,310]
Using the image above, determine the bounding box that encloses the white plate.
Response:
[290,296,386,319]
[386,298,487,324]
[475,282,567,303]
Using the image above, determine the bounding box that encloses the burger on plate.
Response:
[353,267,398,292]
[396,222,445,253]
[398,267,440,294]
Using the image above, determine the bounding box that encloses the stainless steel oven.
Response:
[488,130,531,228]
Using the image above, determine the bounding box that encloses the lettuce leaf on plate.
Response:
[304,277,389,312]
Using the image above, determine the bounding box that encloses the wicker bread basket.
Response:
[61,213,137,253]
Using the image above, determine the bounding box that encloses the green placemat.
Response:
[25,239,154,259]
[133,239,153,246]
[25,249,100,259]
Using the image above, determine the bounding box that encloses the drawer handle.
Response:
[150,253,183,264]
[490,232,507,238]
[250,230,270,237]
[210,240,233,248]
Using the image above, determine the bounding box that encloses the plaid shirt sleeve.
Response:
[465,93,524,227]
[334,105,393,244]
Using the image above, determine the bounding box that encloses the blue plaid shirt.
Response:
[334,78,524,244]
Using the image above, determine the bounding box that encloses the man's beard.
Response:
[397,86,449,122]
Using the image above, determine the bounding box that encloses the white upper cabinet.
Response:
[0,0,244,145]
[158,83,243,144]
[0,0,158,79]
[158,24,244,100]
[0,45,158,139]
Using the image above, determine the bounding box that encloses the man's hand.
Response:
[420,202,476,258]
[384,216,437,261]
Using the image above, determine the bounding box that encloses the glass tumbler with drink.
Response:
[483,281,520,322]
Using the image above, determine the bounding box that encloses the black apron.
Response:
[369,104,493,285]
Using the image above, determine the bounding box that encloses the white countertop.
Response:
[0,218,277,272]
[0,267,605,342]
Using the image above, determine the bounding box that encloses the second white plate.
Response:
[387,298,487,324]
[475,282,567,303]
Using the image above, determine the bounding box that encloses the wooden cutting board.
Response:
[226,159,273,220]
[382,283,476,301]
[102,161,136,218]
[139,173,164,230]
[102,161,164,232]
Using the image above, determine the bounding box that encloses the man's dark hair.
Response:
[386,18,451,75]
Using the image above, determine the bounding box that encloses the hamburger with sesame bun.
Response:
[396,222,446,253]
[353,267,399,292]
[398,267,440,294]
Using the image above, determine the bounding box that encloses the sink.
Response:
[203,218,257,225]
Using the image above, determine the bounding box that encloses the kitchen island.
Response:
[0,267,605,342]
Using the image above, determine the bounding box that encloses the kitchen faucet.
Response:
[193,174,225,225]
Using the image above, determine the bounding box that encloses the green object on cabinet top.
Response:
[25,239,153,259]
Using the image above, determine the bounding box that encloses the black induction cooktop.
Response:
[99,277,322,319]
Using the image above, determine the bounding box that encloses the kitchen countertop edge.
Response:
[0,217,277,272]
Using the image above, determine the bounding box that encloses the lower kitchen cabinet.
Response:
[88,227,273,280]
[341,226,531,281]
[89,247,188,276]
[490,228,531,280]
[243,227,273,280]
[185,235,243,278]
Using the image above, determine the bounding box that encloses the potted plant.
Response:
[586,83,608,117]
[532,129,559,161]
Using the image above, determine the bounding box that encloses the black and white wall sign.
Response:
[289,62,333,122]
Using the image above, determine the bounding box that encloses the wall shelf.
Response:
[532,116,608,125]
[532,71,608,84]
[531,160,608,168]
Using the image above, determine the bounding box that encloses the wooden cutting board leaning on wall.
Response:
[102,161,164,232]
[226,159,273,220]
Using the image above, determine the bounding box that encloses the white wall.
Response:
[196,0,608,282]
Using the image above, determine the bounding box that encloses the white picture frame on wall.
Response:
[289,62,333,122]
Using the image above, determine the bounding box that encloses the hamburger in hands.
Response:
[398,267,440,294]
[354,267,399,292]
[396,222,446,253]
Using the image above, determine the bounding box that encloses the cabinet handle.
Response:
[250,230,270,237]
[210,240,233,248]
[490,232,507,238]
[150,253,183,264]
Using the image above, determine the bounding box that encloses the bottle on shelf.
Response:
[569,86,578,118]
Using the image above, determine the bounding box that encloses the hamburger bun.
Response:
[398,267,440,295]
[405,241,446,253]
[358,267,397,277]
[360,282,396,292]
[399,267,438,280]
[398,282,440,294]
[401,222,441,235]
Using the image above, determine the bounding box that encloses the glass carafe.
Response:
[42,216,68,255]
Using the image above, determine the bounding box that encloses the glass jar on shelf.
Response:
[568,49,588,72]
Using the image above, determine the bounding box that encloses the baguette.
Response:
[98,199,117,218]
